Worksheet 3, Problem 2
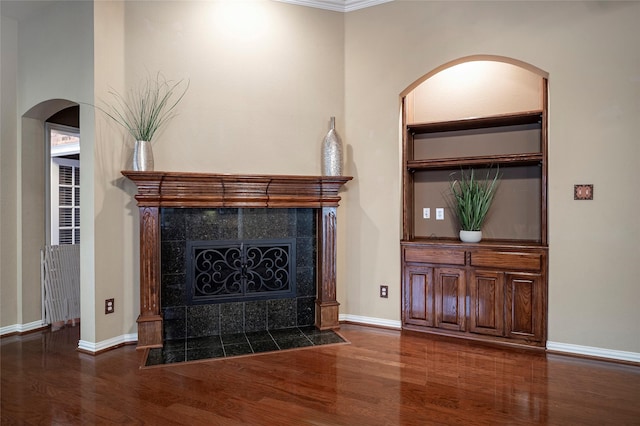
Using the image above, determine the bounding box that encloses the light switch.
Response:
[423,208,430,219]
[436,208,444,220]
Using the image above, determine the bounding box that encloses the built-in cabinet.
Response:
[401,61,548,349]
[402,242,546,346]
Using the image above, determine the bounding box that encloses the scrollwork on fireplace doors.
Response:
[186,238,296,304]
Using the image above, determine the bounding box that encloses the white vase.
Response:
[133,140,154,171]
[460,230,482,243]
[322,116,343,176]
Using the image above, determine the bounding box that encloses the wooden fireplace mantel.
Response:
[122,171,352,350]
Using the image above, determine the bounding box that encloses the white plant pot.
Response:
[460,230,482,243]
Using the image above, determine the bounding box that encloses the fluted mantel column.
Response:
[316,207,339,330]
[136,207,162,348]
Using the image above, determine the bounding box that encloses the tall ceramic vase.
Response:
[322,116,343,176]
[133,140,154,171]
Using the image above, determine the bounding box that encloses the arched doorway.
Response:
[22,99,80,329]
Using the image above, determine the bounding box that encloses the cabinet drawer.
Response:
[470,251,541,271]
[404,248,465,266]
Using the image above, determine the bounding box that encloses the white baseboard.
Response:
[339,314,402,330]
[77,333,137,354]
[1,321,138,355]
[547,341,640,364]
[337,317,639,364]
[7,318,637,364]
[0,320,46,336]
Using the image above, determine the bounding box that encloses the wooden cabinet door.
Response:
[505,272,544,342]
[435,267,466,331]
[469,270,504,336]
[403,265,434,327]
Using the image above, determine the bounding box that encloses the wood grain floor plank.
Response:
[2,324,639,425]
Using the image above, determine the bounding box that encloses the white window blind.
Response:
[51,158,80,245]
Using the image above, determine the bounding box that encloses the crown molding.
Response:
[274,0,393,13]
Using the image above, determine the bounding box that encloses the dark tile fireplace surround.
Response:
[161,207,317,340]
[122,171,352,350]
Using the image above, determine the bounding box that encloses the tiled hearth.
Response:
[145,326,346,367]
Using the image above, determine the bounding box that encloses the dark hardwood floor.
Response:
[2,324,639,425]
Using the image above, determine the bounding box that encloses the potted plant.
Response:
[448,166,501,243]
[98,73,189,171]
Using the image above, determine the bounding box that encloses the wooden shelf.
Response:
[402,238,546,249]
[407,110,542,134]
[407,153,542,171]
[121,171,352,208]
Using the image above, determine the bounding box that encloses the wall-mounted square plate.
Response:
[574,184,593,200]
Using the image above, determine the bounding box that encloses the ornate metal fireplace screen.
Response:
[186,239,296,304]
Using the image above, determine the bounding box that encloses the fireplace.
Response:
[123,171,351,350]
[162,207,315,339]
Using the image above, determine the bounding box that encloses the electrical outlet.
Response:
[105,298,115,314]
[380,285,388,298]
[436,208,444,220]
[422,208,430,219]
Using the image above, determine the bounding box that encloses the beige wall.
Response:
[1,0,345,344]
[20,117,46,324]
[122,0,345,176]
[344,1,640,352]
[107,0,346,341]
[95,0,345,342]
[1,16,19,327]
[0,2,97,337]
[3,0,638,356]
[407,60,544,123]
[90,0,131,344]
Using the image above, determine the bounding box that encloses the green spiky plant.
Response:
[449,166,501,231]
[98,73,189,142]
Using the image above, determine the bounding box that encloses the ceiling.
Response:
[1,0,393,22]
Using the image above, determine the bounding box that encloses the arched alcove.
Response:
[401,56,548,242]
[401,54,548,96]
[400,56,549,348]
[403,55,547,124]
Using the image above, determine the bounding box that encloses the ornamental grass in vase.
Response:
[98,73,189,171]
[449,166,501,243]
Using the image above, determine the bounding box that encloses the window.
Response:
[51,158,80,245]
[48,123,80,245]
